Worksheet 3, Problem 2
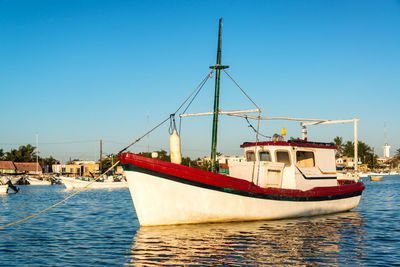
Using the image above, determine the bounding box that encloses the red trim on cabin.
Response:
[119,153,364,198]
[240,141,337,150]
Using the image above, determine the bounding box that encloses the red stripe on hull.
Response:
[119,153,364,198]
[240,141,337,150]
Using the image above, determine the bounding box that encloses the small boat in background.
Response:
[60,176,128,190]
[0,184,8,194]
[370,176,383,181]
[337,172,359,181]
[0,176,20,193]
[27,177,51,185]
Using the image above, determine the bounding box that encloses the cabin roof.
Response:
[14,162,42,172]
[240,140,337,150]
[0,161,15,170]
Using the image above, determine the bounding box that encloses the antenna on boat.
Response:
[210,18,229,172]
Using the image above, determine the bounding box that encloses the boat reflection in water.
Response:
[127,212,365,266]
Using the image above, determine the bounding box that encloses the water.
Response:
[1,176,400,266]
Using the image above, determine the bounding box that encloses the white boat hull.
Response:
[125,170,362,226]
[27,177,51,185]
[61,177,128,189]
[337,172,359,181]
[0,185,8,194]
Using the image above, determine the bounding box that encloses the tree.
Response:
[5,144,36,162]
[333,136,343,158]
[100,154,120,173]
[342,141,354,157]
[0,148,4,160]
[396,148,400,159]
[40,156,58,167]
[341,140,377,168]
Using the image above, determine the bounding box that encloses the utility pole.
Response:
[100,139,103,173]
[36,133,39,175]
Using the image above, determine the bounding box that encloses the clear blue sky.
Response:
[1,0,399,161]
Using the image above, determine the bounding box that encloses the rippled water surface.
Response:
[1,176,400,266]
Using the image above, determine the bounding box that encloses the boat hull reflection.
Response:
[127,212,365,266]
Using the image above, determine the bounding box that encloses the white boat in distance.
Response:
[27,177,51,185]
[118,19,365,227]
[0,184,8,194]
[61,176,128,190]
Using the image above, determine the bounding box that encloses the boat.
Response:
[337,172,359,181]
[119,19,365,226]
[10,176,22,185]
[0,176,20,193]
[370,176,383,181]
[60,176,128,189]
[27,177,52,185]
[357,173,369,178]
[0,184,8,194]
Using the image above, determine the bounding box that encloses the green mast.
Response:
[210,18,229,172]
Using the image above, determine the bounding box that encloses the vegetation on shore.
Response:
[0,145,57,166]
[333,136,400,169]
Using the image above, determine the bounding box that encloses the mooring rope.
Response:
[0,161,120,229]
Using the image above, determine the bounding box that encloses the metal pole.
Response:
[100,139,103,173]
[36,133,38,175]
[354,120,358,172]
[207,19,230,172]
[210,18,223,173]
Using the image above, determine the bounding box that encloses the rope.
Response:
[222,69,265,186]
[250,112,262,186]
[169,114,178,135]
[179,73,211,135]
[245,116,271,140]
[223,69,262,111]
[0,161,120,229]
[118,117,171,154]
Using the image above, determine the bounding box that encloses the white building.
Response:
[200,155,246,165]
[383,144,391,158]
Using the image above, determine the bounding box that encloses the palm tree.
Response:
[342,141,354,157]
[333,136,343,157]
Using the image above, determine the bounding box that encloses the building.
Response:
[52,164,66,174]
[81,162,99,177]
[200,155,246,165]
[65,164,82,176]
[14,162,42,175]
[52,161,99,177]
[377,157,392,169]
[383,144,391,158]
[0,161,16,174]
[335,156,362,170]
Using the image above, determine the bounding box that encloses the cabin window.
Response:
[259,151,271,161]
[246,151,255,161]
[276,151,291,167]
[296,151,315,167]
